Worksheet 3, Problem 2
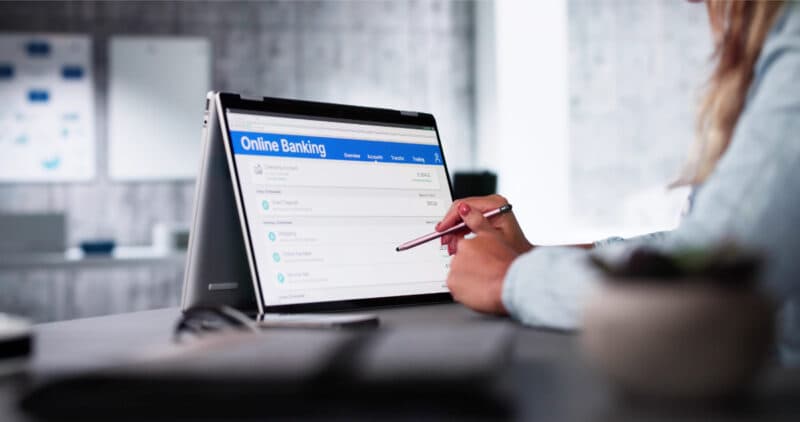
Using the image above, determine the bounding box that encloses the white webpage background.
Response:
[228,112,453,306]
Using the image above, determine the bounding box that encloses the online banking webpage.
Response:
[226,110,453,306]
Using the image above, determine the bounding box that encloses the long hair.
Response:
[674,0,785,186]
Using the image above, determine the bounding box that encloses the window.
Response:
[475,0,708,244]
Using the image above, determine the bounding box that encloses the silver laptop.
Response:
[182,92,455,315]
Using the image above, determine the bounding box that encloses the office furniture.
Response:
[1,303,799,421]
[0,247,185,322]
[452,171,497,199]
[0,214,65,254]
[0,246,184,269]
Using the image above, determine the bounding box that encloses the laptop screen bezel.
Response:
[216,92,454,313]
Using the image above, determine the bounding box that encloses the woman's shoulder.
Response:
[763,2,800,49]
[750,2,800,105]
[772,2,800,34]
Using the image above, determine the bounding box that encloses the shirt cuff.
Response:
[501,247,602,331]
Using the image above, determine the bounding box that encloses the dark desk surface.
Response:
[2,303,800,421]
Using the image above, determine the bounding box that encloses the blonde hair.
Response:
[675,0,785,186]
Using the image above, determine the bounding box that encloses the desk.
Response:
[1,304,800,421]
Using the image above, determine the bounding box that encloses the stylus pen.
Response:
[395,204,513,252]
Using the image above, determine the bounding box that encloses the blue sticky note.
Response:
[25,41,50,57]
[0,64,13,79]
[26,41,51,57]
[28,90,49,103]
[42,157,61,170]
[62,65,84,79]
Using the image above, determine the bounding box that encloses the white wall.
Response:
[567,0,709,237]
[476,0,570,244]
[475,0,709,244]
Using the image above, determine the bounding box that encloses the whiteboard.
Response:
[0,34,95,182]
[108,36,210,180]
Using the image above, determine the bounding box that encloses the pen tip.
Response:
[395,247,401,252]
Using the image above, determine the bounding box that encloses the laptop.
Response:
[182,92,455,315]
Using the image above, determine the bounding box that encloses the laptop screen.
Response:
[225,109,453,307]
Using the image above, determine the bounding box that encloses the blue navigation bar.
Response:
[230,131,444,166]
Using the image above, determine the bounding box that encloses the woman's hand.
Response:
[446,202,519,315]
[437,194,533,255]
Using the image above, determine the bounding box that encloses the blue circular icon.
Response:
[272,252,280,262]
[268,232,277,242]
[261,200,270,210]
[277,273,285,284]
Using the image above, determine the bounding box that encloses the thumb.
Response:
[457,202,493,235]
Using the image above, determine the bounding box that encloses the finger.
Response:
[437,195,508,231]
[449,236,462,256]
[457,202,494,235]
[452,234,482,257]
[437,200,464,232]
[449,234,460,255]
[447,237,457,255]
[441,227,472,246]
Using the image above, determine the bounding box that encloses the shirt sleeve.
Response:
[501,247,600,330]
[501,2,800,332]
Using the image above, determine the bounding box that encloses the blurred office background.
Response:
[0,0,712,322]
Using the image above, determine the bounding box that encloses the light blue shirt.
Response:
[502,2,800,365]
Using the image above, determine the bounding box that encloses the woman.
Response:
[439,0,800,365]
